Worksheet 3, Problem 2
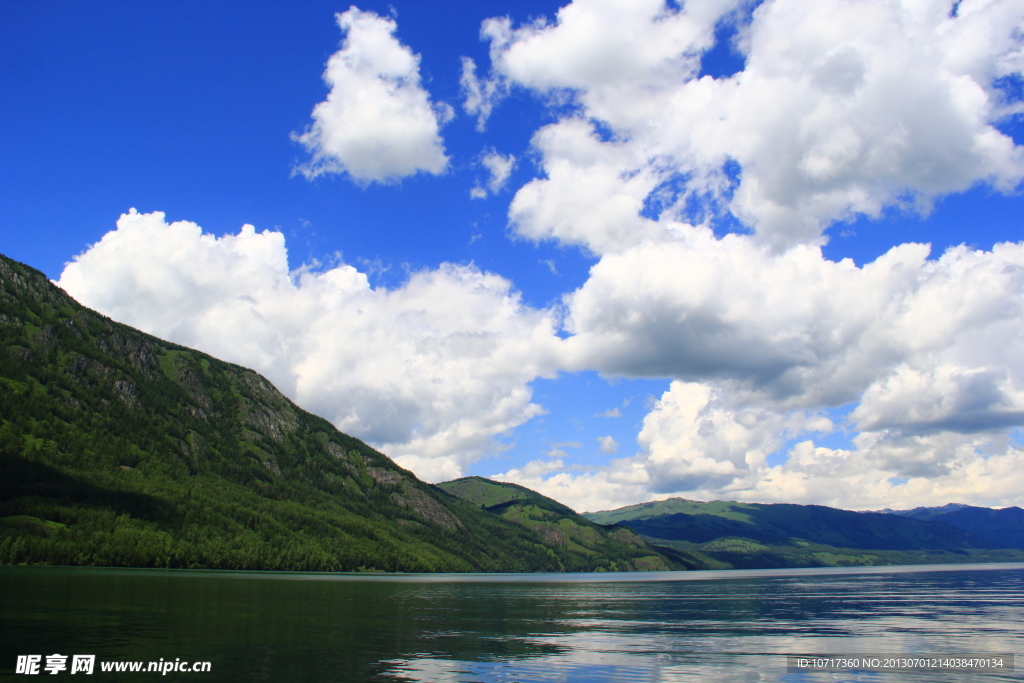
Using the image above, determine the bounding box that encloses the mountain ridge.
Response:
[583,496,1024,569]
[0,253,673,572]
[874,503,1024,550]
[435,476,678,572]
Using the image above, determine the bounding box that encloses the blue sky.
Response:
[3,0,1024,512]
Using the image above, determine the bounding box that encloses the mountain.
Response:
[436,477,677,572]
[875,503,971,516]
[5,249,1018,574]
[583,497,1024,570]
[877,504,1024,550]
[0,253,666,573]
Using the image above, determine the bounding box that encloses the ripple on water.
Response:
[1,563,1021,682]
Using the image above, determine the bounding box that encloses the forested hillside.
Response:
[437,477,677,572]
[879,504,1024,549]
[0,254,670,572]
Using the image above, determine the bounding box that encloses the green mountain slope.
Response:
[0,253,653,572]
[585,498,756,525]
[436,477,677,571]
[437,476,576,514]
[583,498,1024,570]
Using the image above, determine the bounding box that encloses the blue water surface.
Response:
[2,563,1021,682]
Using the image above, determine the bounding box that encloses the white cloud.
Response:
[564,226,1024,420]
[509,119,666,254]
[471,150,516,199]
[721,0,1024,245]
[595,407,621,418]
[561,229,1024,412]
[57,210,563,482]
[492,467,654,514]
[54,0,1024,514]
[483,151,516,192]
[460,56,508,131]
[635,382,785,492]
[293,7,450,183]
[852,364,1024,435]
[543,441,583,459]
[373,0,1024,508]
[494,225,1024,510]
[480,0,731,102]
[597,435,619,453]
[59,216,1024,509]
[746,430,1024,510]
[521,458,567,477]
[480,0,1024,251]
[501,382,1024,513]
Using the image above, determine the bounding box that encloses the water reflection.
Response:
[1,564,1021,682]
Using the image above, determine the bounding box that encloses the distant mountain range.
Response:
[583,498,1024,570]
[2,251,1021,573]
[873,504,1024,550]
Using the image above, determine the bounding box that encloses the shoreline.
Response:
[3,560,1023,583]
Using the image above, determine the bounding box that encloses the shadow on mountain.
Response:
[0,451,173,524]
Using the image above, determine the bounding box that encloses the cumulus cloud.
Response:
[56,212,1024,507]
[748,435,1024,510]
[316,0,1024,509]
[482,0,1023,509]
[493,466,657,514]
[722,0,1024,244]
[56,0,1024,513]
[472,0,1024,508]
[502,383,1024,513]
[481,0,1024,251]
[509,119,666,254]
[597,435,619,454]
[293,7,450,183]
[562,228,1024,409]
[480,0,729,101]
[58,210,562,482]
[485,219,1024,509]
[532,225,1024,507]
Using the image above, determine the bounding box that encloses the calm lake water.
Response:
[2,563,1022,682]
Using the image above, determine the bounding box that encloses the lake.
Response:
[2,563,1021,681]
